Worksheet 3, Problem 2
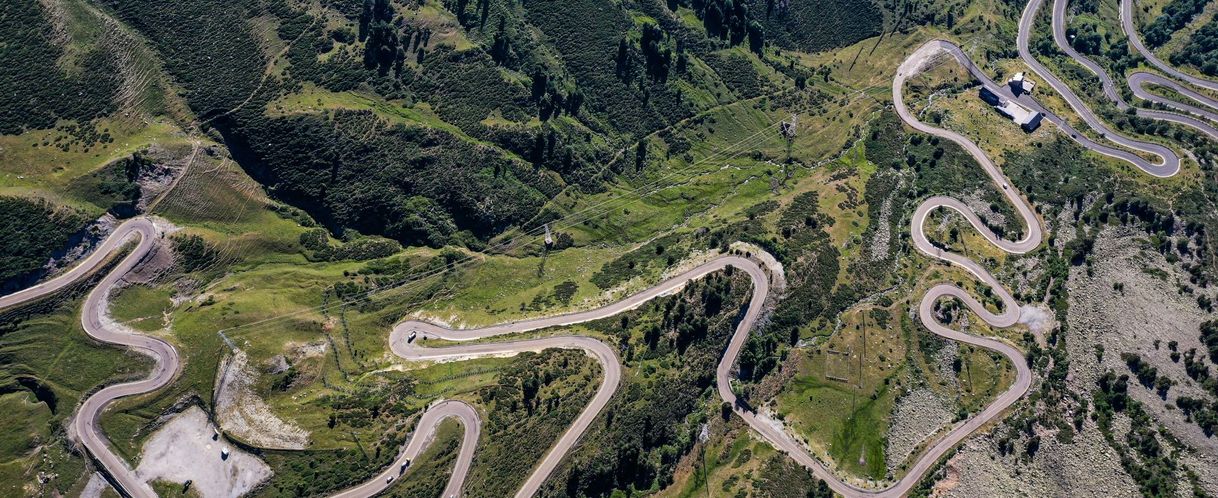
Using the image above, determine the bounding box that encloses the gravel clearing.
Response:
[1016,305,1053,335]
[134,406,271,498]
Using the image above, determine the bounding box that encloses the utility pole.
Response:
[780,113,798,139]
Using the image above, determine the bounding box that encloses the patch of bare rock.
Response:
[936,418,1137,497]
[133,406,271,498]
[1066,226,1218,455]
[885,387,954,473]
[214,349,309,449]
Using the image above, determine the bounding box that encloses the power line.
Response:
[220,116,787,336]
[222,86,880,337]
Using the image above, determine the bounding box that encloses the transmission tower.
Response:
[780,114,797,163]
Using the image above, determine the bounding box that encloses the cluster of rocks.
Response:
[884,387,954,474]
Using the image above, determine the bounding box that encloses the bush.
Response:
[1201,319,1218,364]
[1172,17,1218,75]
[590,234,684,289]
[171,234,219,273]
[100,0,265,118]
[228,110,547,247]
[67,153,153,217]
[1143,0,1209,49]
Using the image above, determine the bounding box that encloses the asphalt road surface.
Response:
[328,400,480,498]
[1120,0,1218,93]
[389,239,1035,497]
[2,55,1045,497]
[922,34,1179,177]
[1048,0,1218,139]
[9,6,1211,495]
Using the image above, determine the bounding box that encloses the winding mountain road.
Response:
[1128,72,1218,128]
[1048,0,1218,139]
[1019,0,1182,177]
[1117,0,1218,134]
[2,215,1036,498]
[328,400,480,498]
[1120,0,1218,93]
[1028,0,1218,150]
[11,2,1214,494]
[373,50,1068,493]
[0,218,174,498]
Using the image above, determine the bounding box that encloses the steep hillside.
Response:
[86,0,882,248]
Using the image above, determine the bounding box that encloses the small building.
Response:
[1008,72,1035,95]
[978,87,1043,133]
[995,100,1043,132]
[1019,111,1044,132]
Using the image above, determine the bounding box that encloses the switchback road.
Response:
[388,242,1032,498]
[1044,0,1218,141]
[1019,0,1182,177]
[3,43,1043,498]
[0,218,173,498]
[1120,0,1218,93]
[1048,0,1218,139]
[13,3,1213,494]
[328,400,479,498]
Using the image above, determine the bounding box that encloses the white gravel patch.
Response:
[867,176,899,263]
[134,406,271,498]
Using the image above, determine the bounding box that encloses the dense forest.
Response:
[0,1,119,134]
[740,0,882,52]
